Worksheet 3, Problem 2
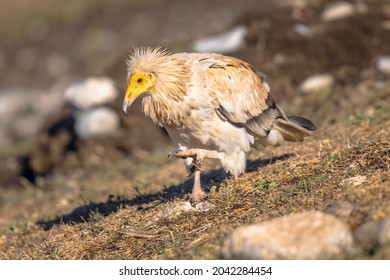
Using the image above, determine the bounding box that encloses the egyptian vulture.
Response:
[123,47,316,205]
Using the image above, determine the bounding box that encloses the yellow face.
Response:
[123,72,156,115]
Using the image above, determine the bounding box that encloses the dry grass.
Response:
[1,117,389,259]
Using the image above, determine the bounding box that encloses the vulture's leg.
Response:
[191,169,204,205]
[169,149,220,205]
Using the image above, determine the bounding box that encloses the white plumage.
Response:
[123,47,316,204]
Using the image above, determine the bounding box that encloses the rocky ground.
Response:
[0,0,389,259]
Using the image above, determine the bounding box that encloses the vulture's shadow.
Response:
[37,153,292,230]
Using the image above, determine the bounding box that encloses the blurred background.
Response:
[0,0,389,233]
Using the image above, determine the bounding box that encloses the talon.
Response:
[168,150,183,158]
[187,158,205,177]
[189,193,207,207]
[189,197,197,207]
[169,149,189,159]
[188,164,197,177]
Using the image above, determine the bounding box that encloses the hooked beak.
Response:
[122,100,130,116]
[122,86,141,116]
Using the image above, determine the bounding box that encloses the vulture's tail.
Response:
[257,116,316,147]
[274,116,316,142]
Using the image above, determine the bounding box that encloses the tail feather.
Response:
[273,116,315,142]
[288,116,317,131]
[252,115,316,148]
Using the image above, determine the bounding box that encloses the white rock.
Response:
[378,215,390,245]
[292,23,313,37]
[299,73,334,94]
[340,175,367,187]
[376,56,390,75]
[192,25,248,54]
[75,107,120,139]
[321,2,355,22]
[222,211,353,259]
[273,53,286,65]
[64,77,119,110]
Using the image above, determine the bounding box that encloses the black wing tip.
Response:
[288,116,317,131]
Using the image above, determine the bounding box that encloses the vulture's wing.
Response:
[201,55,287,137]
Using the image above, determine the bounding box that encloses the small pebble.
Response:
[192,25,248,54]
[376,56,390,75]
[321,2,355,22]
[340,176,367,187]
[299,73,334,94]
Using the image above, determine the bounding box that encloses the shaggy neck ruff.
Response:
[127,47,191,126]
